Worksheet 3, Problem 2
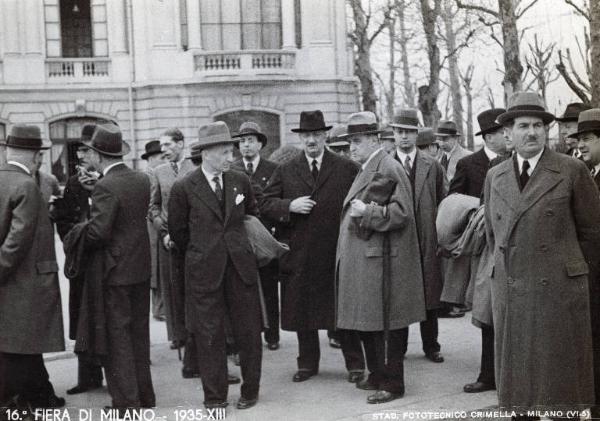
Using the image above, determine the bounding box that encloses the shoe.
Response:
[66,382,102,395]
[463,381,496,393]
[367,390,404,404]
[228,374,241,384]
[356,378,377,390]
[182,369,200,379]
[329,338,341,349]
[425,351,444,363]
[267,342,279,350]
[347,371,364,383]
[439,308,465,318]
[46,395,66,408]
[292,370,317,382]
[236,397,258,410]
[170,340,185,350]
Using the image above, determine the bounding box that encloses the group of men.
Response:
[2,90,600,418]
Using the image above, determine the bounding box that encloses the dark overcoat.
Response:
[260,150,359,331]
[484,149,600,409]
[0,164,64,354]
[449,148,490,198]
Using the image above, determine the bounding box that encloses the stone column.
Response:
[3,0,20,53]
[24,0,42,53]
[109,0,128,54]
[186,0,202,49]
[281,0,296,50]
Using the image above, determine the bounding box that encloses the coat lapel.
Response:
[314,150,336,191]
[414,150,432,204]
[343,150,386,207]
[190,169,223,222]
[292,154,315,191]
[517,150,562,216]
[492,160,520,213]
[223,172,238,225]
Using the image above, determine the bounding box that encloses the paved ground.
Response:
[42,236,498,420]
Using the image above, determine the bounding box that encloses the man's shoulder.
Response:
[259,157,278,172]
[326,150,360,173]
[154,162,175,178]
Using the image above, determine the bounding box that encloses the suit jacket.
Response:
[55,174,91,240]
[84,164,151,286]
[0,164,64,353]
[149,159,195,238]
[440,144,472,189]
[260,150,360,330]
[168,169,260,332]
[37,170,61,204]
[449,148,492,198]
[484,148,600,408]
[336,150,425,331]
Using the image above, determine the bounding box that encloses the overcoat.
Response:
[260,150,359,331]
[396,150,445,309]
[0,164,64,354]
[449,148,490,197]
[484,148,600,409]
[441,143,472,189]
[336,150,425,331]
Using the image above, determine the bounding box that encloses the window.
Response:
[200,0,281,51]
[0,123,5,166]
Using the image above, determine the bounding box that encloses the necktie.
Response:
[520,160,530,190]
[441,154,449,170]
[212,175,223,204]
[404,155,412,175]
[171,161,179,176]
[311,159,319,181]
[246,161,254,176]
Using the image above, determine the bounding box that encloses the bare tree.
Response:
[461,64,475,149]
[524,34,559,102]
[441,0,465,137]
[418,0,443,127]
[396,0,416,108]
[592,0,600,104]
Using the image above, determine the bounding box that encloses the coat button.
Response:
[496,213,502,220]
[545,209,554,216]
[541,278,548,286]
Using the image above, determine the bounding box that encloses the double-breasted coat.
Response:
[0,164,64,354]
[484,148,600,409]
[260,150,359,331]
[336,150,425,331]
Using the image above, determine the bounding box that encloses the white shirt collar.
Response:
[305,151,324,170]
[243,155,261,171]
[201,165,223,190]
[593,163,600,176]
[483,146,498,161]
[103,161,125,176]
[516,147,544,175]
[362,148,383,170]
[395,147,417,164]
[7,161,32,175]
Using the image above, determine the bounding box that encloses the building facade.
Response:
[0,0,358,182]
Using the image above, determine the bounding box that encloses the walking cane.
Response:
[382,232,391,365]
[168,248,182,361]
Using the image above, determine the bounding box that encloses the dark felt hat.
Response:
[497,92,555,125]
[435,120,460,137]
[291,110,332,133]
[416,128,436,147]
[339,112,382,138]
[567,108,600,138]
[232,121,268,147]
[327,124,350,147]
[389,109,420,130]
[556,102,591,123]
[84,123,131,157]
[141,140,162,160]
[475,108,506,136]
[2,124,50,150]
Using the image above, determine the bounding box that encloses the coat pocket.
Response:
[565,260,589,277]
[36,261,59,274]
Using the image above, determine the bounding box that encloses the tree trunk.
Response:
[387,9,397,120]
[442,1,465,143]
[498,0,523,102]
[397,1,415,108]
[418,0,442,128]
[591,0,600,105]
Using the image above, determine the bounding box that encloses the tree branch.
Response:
[516,0,540,19]
[455,0,498,18]
[564,0,590,21]
[556,51,591,104]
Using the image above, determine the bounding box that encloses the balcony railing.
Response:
[194,50,295,75]
[46,58,111,82]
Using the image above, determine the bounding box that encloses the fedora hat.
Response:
[416,128,436,147]
[327,123,350,147]
[567,108,600,139]
[475,108,506,136]
[291,110,332,133]
[389,109,420,130]
[2,124,51,150]
[85,123,131,157]
[339,111,382,139]
[497,91,555,125]
[232,121,267,147]
[186,141,203,160]
[141,140,162,160]
[435,120,460,137]
[193,121,237,152]
[380,129,395,141]
[72,123,98,148]
[556,102,591,122]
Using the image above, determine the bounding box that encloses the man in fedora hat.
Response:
[390,109,446,365]
[556,102,591,158]
[260,110,363,383]
[326,123,351,158]
[435,120,472,189]
[169,122,263,412]
[0,124,66,410]
[336,111,424,403]
[379,129,396,155]
[415,128,441,159]
[484,92,600,413]
[80,123,155,411]
[142,139,164,168]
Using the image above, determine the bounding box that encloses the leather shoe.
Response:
[439,308,465,318]
[66,382,102,395]
[425,351,444,363]
[347,371,364,383]
[267,342,279,350]
[292,370,317,382]
[46,395,66,408]
[228,374,241,384]
[356,378,377,390]
[182,369,200,379]
[329,338,341,349]
[236,397,258,410]
[463,381,496,393]
[367,390,404,404]
[170,340,185,350]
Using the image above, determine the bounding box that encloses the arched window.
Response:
[200,0,282,51]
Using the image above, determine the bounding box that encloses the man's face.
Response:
[349,134,377,164]
[76,145,94,170]
[436,135,457,153]
[484,129,507,155]
[202,143,235,173]
[393,128,418,153]
[502,126,514,152]
[509,116,547,159]
[238,135,262,160]
[299,130,327,158]
[379,139,396,155]
[329,145,350,157]
[82,148,101,170]
[160,135,184,162]
[559,121,579,149]
[147,153,165,169]
[578,132,600,166]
